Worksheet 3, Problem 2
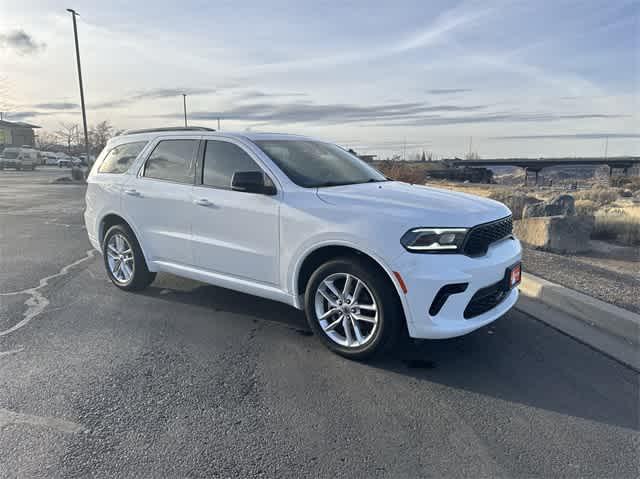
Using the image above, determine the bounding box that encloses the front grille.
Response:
[463,280,508,319]
[462,216,513,256]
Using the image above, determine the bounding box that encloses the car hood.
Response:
[316,181,511,227]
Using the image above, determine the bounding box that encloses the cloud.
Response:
[427,89,473,95]
[391,1,495,53]
[391,112,627,126]
[153,97,627,129]
[492,133,640,140]
[237,90,307,101]
[134,87,216,100]
[92,87,217,109]
[0,30,46,55]
[4,111,41,121]
[249,1,495,73]
[32,102,79,110]
[157,100,487,125]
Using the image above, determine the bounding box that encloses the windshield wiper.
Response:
[365,178,390,183]
[315,178,389,188]
[315,181,353,188]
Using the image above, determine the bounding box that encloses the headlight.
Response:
[400,227,468,252]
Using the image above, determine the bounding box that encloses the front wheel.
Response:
[304,257,402,360]
[103,224,156,291]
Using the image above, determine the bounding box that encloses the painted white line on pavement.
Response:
[0,408,86,434]
[0,347,24,357]
[0,250,96,337]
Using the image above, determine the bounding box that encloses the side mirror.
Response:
[231,171,277,195]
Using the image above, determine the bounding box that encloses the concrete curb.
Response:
[516,272,640,371]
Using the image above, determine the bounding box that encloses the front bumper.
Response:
[391,237,522,339]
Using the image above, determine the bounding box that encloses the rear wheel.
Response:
[304,257,402,359]
[103,224,156,291]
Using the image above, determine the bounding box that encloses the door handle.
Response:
[124,189,140,197]
[194,198,213,207]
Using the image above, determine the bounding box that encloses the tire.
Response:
[304,256,402,360]
[102,224,156,291]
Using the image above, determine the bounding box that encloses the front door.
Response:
[191,138,280,285]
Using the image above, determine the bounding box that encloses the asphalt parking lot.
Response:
[1,168,638,478]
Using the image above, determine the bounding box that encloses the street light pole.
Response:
[182,94,187,127]
[67,8,90,165]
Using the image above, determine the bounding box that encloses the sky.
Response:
[0,0,638,158]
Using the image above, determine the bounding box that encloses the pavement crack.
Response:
[0,249,96,337]
[0,347,24,357]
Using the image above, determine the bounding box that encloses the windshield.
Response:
[255,140,387,188]
[2,149,19,159]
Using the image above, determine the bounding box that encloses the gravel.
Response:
[522,247,640,314]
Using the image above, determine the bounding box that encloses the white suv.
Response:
[85,127,522,358]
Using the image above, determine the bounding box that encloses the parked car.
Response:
[42,152,59,165]
[84,127,522,359]
[0,146,38,170]
[57,157,72,168]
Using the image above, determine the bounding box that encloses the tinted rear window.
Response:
[143,139,197,183]
[98,141,147,174]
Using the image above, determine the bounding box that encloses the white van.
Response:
[0,147,38,170]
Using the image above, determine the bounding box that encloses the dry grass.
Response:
[593,206,640,245]
[377,162,425,184]
[610,176,640,190]
[573,187,619,207]
[575,199,598,216]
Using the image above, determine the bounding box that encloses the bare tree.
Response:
[35,131,60,150]
[55,122,81,154]
[88,120,114,155]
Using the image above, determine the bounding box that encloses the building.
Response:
[0,120,41,148]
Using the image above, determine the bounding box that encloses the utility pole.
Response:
[182,94,188,127]
[604,136,609,160]
[217,117,220,130]
[66,8,90,165]
[467,136,473,158]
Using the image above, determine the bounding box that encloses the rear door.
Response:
[122,136,200,266]
[191,138,280,285]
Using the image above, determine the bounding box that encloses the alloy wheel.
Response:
[314,272,379,348]
[106,233,135,284]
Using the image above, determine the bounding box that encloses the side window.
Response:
[98,141,147,174]
[202,140,261,189]
[143,139,198,183]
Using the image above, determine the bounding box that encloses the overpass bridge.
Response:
[444,156,640,185]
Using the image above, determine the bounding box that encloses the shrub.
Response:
[573,187,619,207]
[610,176,640,189]
[377,162,425,184]
[575,199,598,216]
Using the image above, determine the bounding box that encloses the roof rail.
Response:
[118,126,216,136]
